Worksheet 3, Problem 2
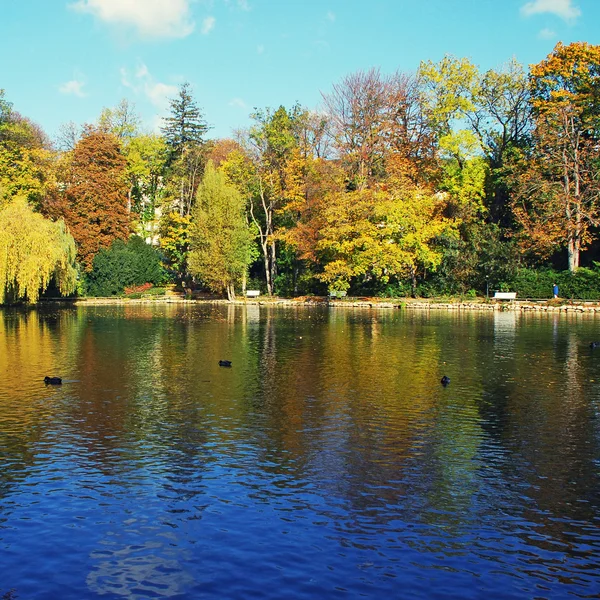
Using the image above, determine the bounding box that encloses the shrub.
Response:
[503,266,600,300]
[85,236,167,297]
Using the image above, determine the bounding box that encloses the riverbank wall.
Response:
[67,296,600,313]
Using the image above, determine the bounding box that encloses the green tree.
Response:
[0,196,77,303]
[161,83,211,217]
[189,162,252,301]
[161,82,209,157]
[85,236,166,297]
[98,99,141,141]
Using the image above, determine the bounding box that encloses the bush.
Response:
[503,266,600,300]
[85,236,167,297]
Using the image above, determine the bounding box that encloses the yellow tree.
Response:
[0,196,77,303]
[0,91,55,209]
[286,174,454,294]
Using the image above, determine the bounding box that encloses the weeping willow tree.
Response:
[0,196,78,303]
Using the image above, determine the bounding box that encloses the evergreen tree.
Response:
[161,82,209,157]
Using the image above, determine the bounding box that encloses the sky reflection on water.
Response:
[0,304,599,599]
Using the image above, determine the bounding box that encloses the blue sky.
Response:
[2,0,598,142]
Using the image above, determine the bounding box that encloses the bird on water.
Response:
[44,376,62,385]
[441,375,450,386]
[219,360,232,367]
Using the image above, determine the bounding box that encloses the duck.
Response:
[219,360,232,367]
[44,376,62,385]
[440,375,450,386]
[590,342,600,349]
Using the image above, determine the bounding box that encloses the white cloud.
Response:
[120,62,178,112]
[256,44,264,55]
[69,0,195,39]
[237,0,250,11]
[229,98,247,109]
[326,11,335,22]
[538,27,557,39]
[201,16,216,35]
[59,79,87,97]
[520,0,581,22]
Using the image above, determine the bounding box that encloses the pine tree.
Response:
[161,82,209,156]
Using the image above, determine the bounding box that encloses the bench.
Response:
[329,290,347,299]
[494,292,517,300]
[246,290,260,298]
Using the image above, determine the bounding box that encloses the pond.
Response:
[0,304,599,599]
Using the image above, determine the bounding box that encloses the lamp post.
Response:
[485,275,489,299]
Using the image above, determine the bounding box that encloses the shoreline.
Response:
[44,296,600,313]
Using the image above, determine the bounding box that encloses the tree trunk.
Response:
[269,239,277,295]
[226,283,235,302]
[410,266,417,297]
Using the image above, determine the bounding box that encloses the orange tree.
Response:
[50,127,130,271]
[512,42,600,271]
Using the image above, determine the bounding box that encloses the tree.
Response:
[242,105,307,295]
[286,178,454,294]
[0,91,55,209]
[188,162,252,301]
[322,68,390,189]
[161,83,211,216]
[513,42,600,271]
[98,99,141,141]
[0,196,77,303]
[161,82,209,157]
[158,211,191,285]
[51,127,130,271]
[85,236,166,296]
[122,134,168,235]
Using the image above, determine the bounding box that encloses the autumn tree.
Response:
[512,42,600,271]
[188,162,252,301]
[235,105,307,295]
[51,127,130,270]
[159,211,191,285]
[0,90,55,209]
[0,196,77,303]
[322,68,390,190]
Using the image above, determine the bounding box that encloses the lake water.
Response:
[0,304,599,599]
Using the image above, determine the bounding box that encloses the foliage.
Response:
[98,99,141,140]
[161,82,209,157]
[123,134,168,232]
[502,266,600,300]
[0,92,55,209]
[85,236,166,297]
[49,127,130,271]
[514,42,600,272]
[290,183,454,293]
[188,162,253,300]
[0,196,77,303]
[159,211,191,282]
